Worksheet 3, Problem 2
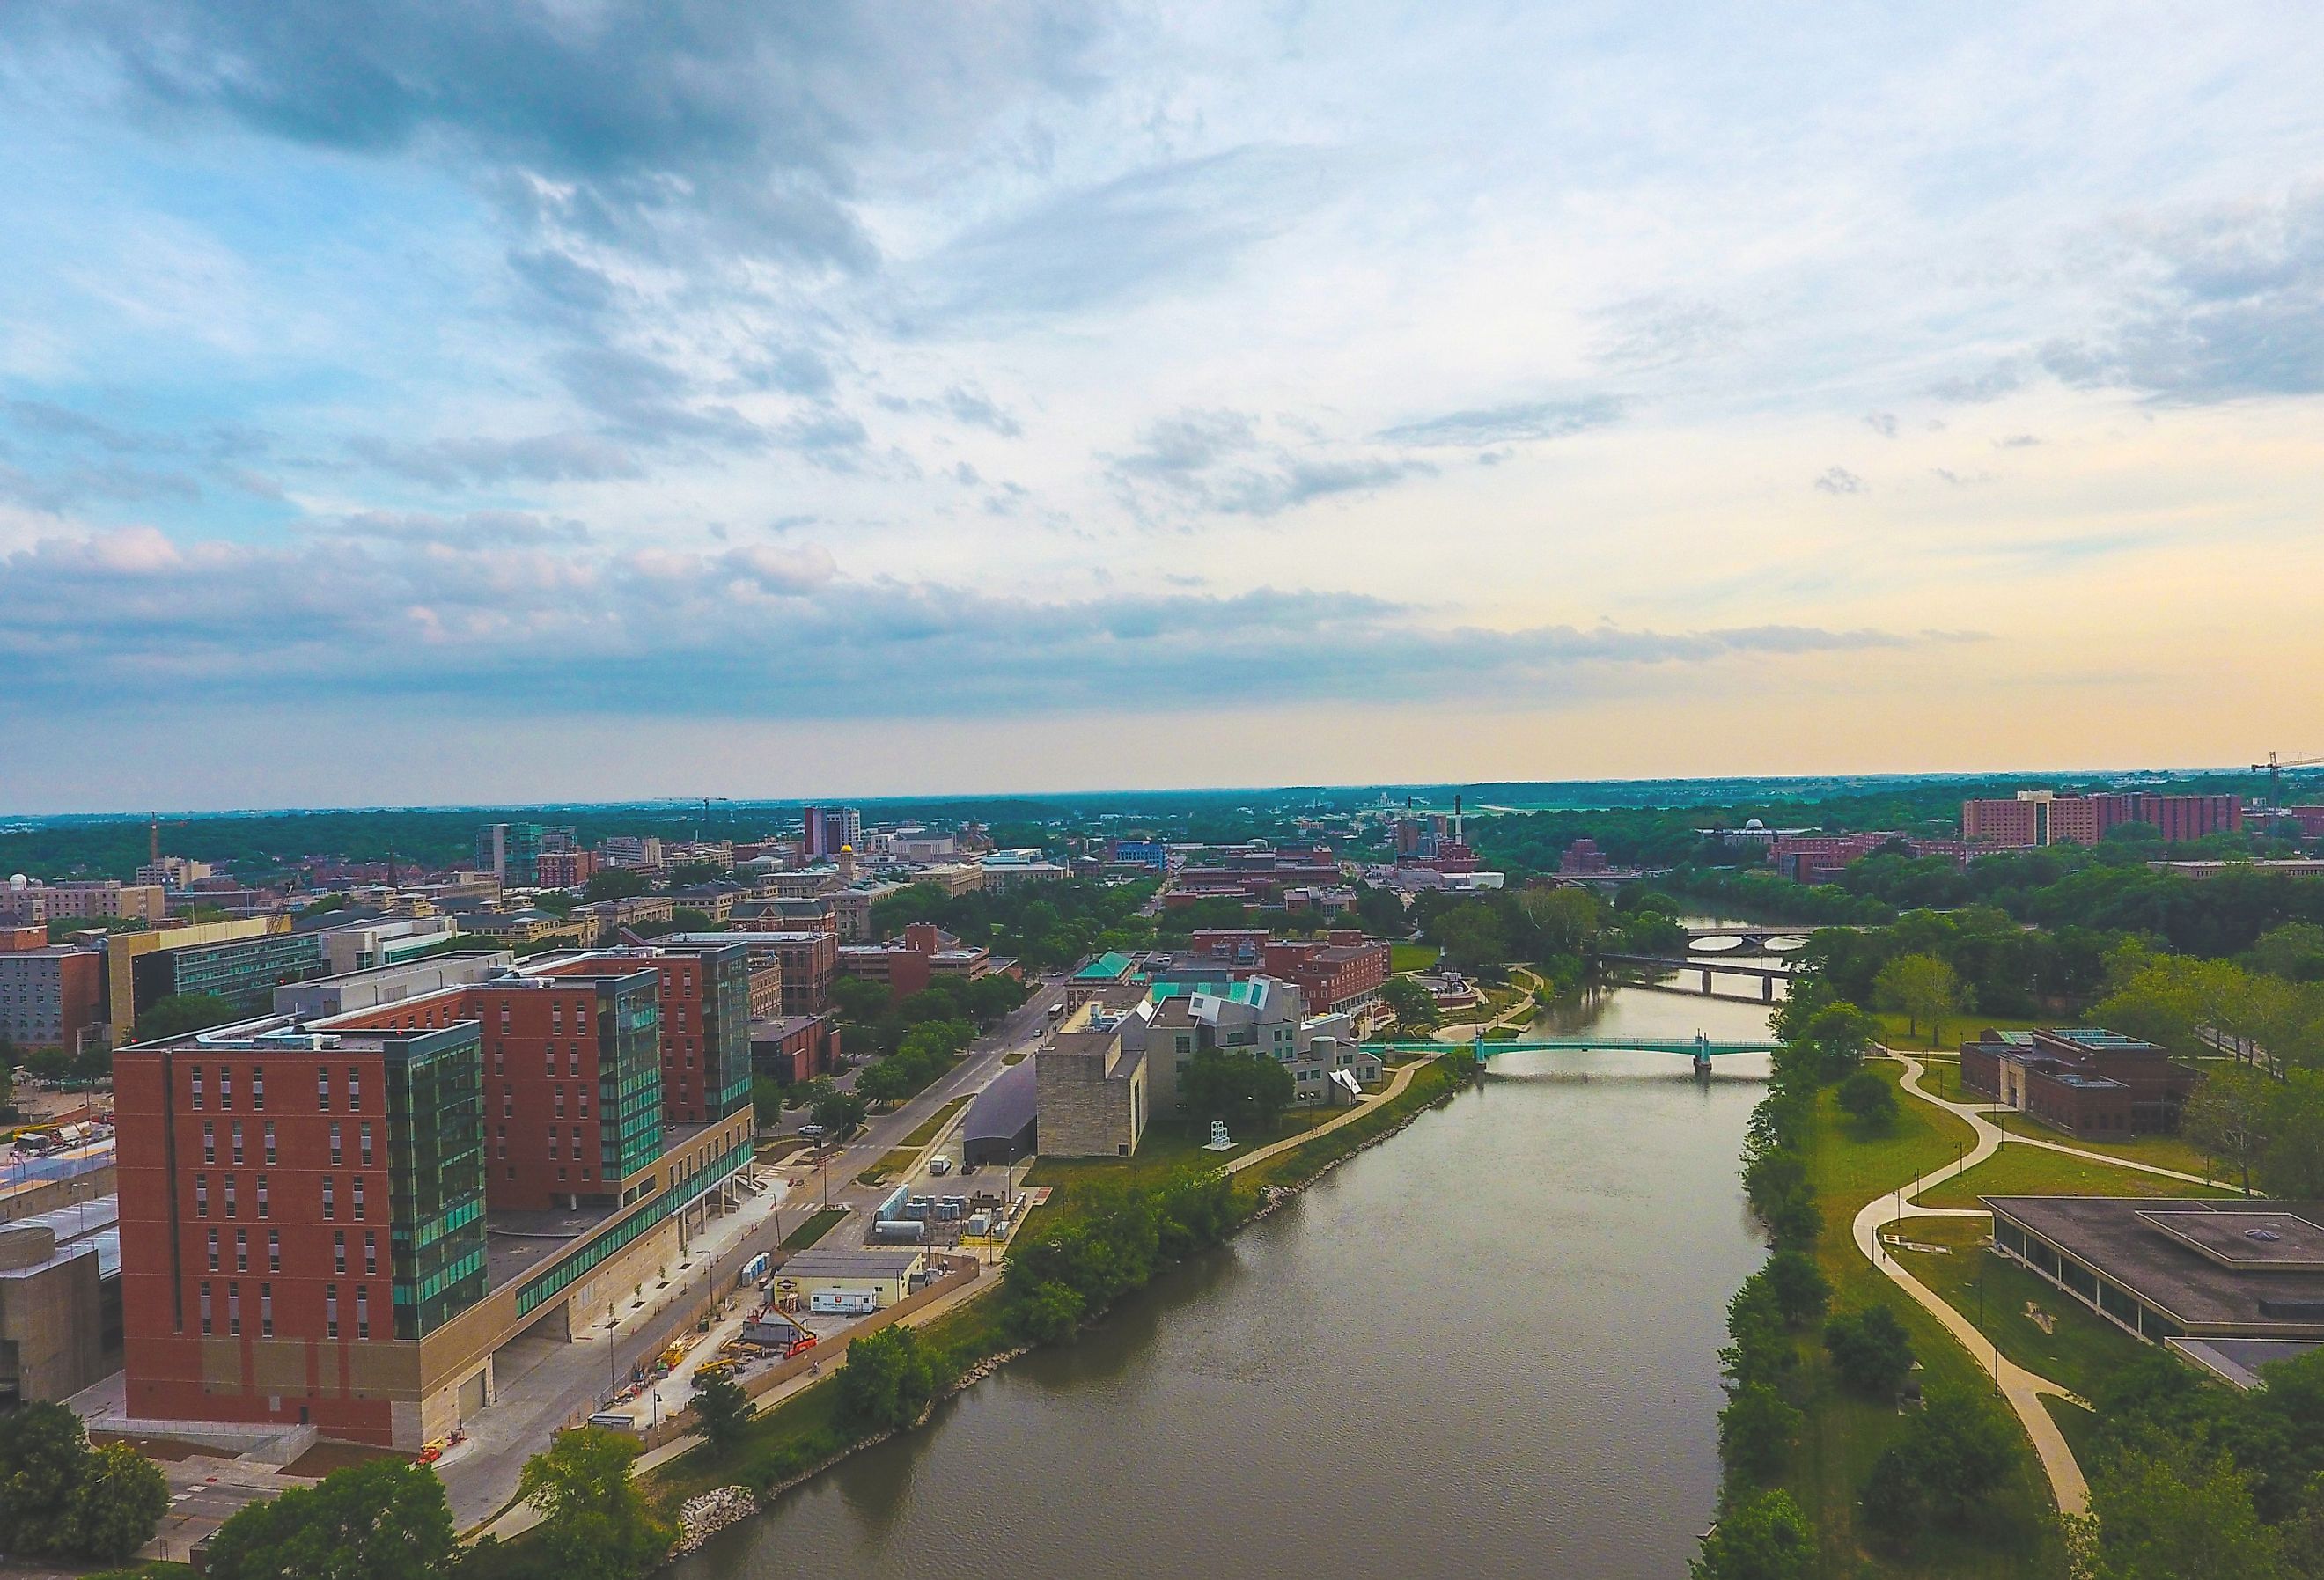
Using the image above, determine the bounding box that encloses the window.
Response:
[555,1088,565,1119]
[545,1047,556,1077]
[263,1122,276,1165]
[256,1174,269,1219]
[268,1231,281,1273]
[206,1228,220,1271]
[316,1067,331,1111]
[199,1281,213,1335]
[548,1129,559,1159]
[227,1282,241,1337]
[335,1231,346,1274]
[359,1123,372,1168]
[235,1229,247,1273]
[357,1287,371,1341]
[251,1066,265,1110]
[260,1282,274,1337]
[364,1232,378,1275]
[329,1123,342,1167]
[502,1091,514,1118]
[219,1068,233,1109]
[231,1121,244,1165]
[347,1069,361,1112]
[324,1284,339,1340]
[191,1066,204,1108]
[569,1046,581,1077]
[321,1179,335,1220]
[493,1043,505,1076]
[224,1176,238,1218]
[352,1178,365,1221]
[202,1122,216,1165]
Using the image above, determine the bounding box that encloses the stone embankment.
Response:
[671,1486,760,1554]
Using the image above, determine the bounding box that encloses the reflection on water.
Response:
[677,987,1775,1580]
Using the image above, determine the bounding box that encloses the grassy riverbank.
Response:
[1783,1065,2067,1579]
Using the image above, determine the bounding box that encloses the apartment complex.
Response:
[0,946,105,1052]
[837,922,995,1002]
[114,952,755,1445]
[1,879,168,926]
[801,805,862,860]
[474,824,544,887]
[1961,791,2244,849]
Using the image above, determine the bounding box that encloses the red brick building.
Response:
[711,926,835,1016]
[1959,1027,2200,1137]
[114,1018,492,1441]
[0,944,103,1051]
[525,942,754,1128]
[1964,792,2244,849]
[836,922,991,1003]
[749,1014,840,1084]
[1261,933,1391,1017]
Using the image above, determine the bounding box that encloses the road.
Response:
[438,974,1060,1530]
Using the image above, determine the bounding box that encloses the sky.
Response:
[3,2,2322,813]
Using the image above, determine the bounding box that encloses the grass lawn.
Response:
[1890,1216,2151,1402]
[1390,943,1440,972]
[858,1098,974,1183]
[778,1207,848,1252]
[1785,1068,2065,1579]
[1915,1143,2239,1211]
[1874,1010,2047,1052]
[1916,1060,2220,1176]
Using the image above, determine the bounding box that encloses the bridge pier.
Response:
[1761,974,1775,1003]
[1699,966,1712,995]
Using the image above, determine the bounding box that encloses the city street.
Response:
[437,974,1058,1529]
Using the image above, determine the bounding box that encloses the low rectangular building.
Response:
[0,1195,121,1404]
[1988,1195,2324,1385]
[776,1246,923,1307]
[1960,1027,2199,1136]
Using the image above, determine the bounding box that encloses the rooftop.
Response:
[778,1246,924,1279]
[1990,1196,2324,1330]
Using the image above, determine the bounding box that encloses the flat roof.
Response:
[0,1194,120,1280]
[1990,1196,2324,1330]
[778,1246,923,1278]
[484,1202,620,1291]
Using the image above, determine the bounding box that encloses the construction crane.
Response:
[2251,752,2324,824]
[147,812,188,868]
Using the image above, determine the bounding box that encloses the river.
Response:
[676,976,1779,1580]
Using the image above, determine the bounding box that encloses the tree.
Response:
[2073,1445,2292,1580]
[0,1401,95,1555]
[26,1047,73,1084]
[135,992,240,1042]
[1434,902,1507,973]
[2249,922,2324,984]
[1177,1047,1296,1132]
[1835,1069,1899,1131]
[1763,1250,1830,1328]
[830,975,894,1025]
[63,1442,168,1563]
[2183,1066,2274,1194]
[1872,953,1964,1045]
[515,1429,671,1580]
[1822,1304,1915,1397]
[667,860,727,887]
[810,1090,866,1135]
[1718,1382,1804,1481]
[205,1457,453,1580]
[582,868,652,902]
[1008,1278,1085,1344]
[2258,1070,2324,1199]
[1690,1488,1812,1580]
[1797,1002,1879,1081]
[690,1373,752,1452]
[1380,974,1440,1032]
[1859,1384,2016,1540]
[836,1326,938,1432]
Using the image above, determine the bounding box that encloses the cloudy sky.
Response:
[4,3,2321,812]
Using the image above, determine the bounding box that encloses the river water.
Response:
[676,982,1776,1580]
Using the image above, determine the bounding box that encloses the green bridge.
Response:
[1360,1033,1782,1070]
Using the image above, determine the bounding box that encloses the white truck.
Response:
[809,1289,881,1316]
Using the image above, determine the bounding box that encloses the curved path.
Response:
[1854,1050,2090,1517]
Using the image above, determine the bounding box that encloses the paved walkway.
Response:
[1221,1055,1434,1179]
[1856,1050,2100,1516]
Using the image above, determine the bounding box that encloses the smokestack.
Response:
[1453,794,1463,846]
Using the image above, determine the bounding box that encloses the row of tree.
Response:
[0,1404,170,1566]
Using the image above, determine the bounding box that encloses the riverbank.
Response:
[610,1053,1475,1562]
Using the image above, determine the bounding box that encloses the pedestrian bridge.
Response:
[1361,1033,1783,1071]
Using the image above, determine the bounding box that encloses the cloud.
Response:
[1813,467,1867,495]
[1590,297,1739,369]
[1863,411,1899,438]
[903,144,1332,321]
[347,430,645,489]
[16,4,1103,274]
[1376,395,1625,449]
[320,510,592,547]
[1925,360,2026,404]
[0,524,1959,719]
[552,345,763,449]
[1107,408,1431,520]
[737,346,836,399]
[1994,433,2042,448]
[2041,188,2324,402]
[874,383,1026,437]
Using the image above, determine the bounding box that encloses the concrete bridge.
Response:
[1362,1032,1782,1075]
[1596,952,1794,1002]
[1680,926,1811,953]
